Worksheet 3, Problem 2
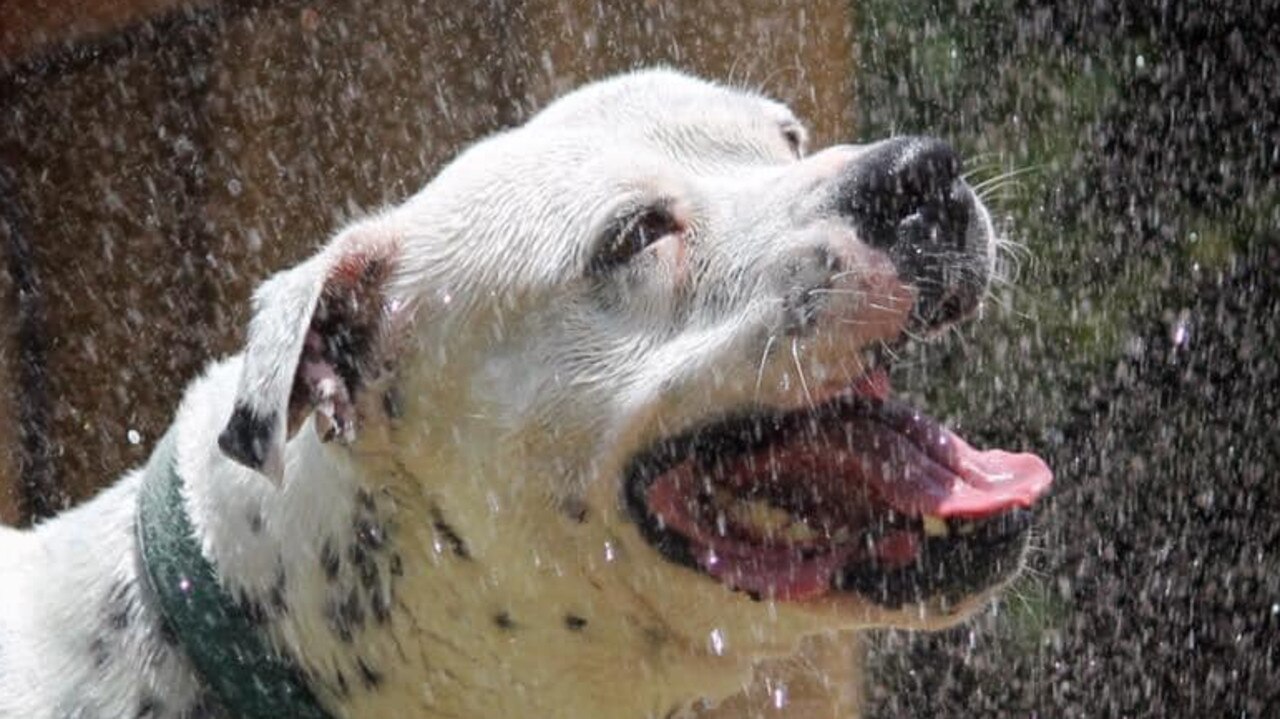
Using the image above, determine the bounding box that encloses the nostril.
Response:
[896,178,972,253]
[838,136,987,332]
[840,137,967,254]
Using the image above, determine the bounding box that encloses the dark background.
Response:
[2,1,1277,715]
[856,2,1280,716]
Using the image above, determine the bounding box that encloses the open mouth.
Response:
[623,369,1053,607]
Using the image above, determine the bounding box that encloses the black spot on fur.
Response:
[107,613,129,631]
[236,594,268,625]
[268,567,289,615]
[431,507,470,560]
[248,510,264,534]
[107,583,134,630]
[494,611,516,631]
[564,614,588,631]
[561,496,590,524]
[349,544,378,589]
[90,637,109,667]
[360,558,379,590]
[371,587,392,624]
[383,386,403,419]
[334,669,350,697]
[340,587,366,631]
[217,405,276,470]
[356,658,383,689]
[389,553,404,577]
[135,696,160,718]
[643,625,668,649]
[157,616,179,646]
[321,539,341,580]
[355,488,376,512]
[354,518,386,550]
[325,599,354,643]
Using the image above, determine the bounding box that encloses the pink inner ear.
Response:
[286,243,400,443]
[293,328,357,443]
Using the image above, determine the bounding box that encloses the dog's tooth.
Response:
[954,520,978,536]
[783,520,818,542]
[922,515,949,537]
[728,498,794,536]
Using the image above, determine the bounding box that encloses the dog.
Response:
[0,69,1051,719]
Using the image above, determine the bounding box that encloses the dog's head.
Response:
[218,68,1051,705]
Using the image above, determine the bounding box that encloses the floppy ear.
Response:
[217,231,402,483]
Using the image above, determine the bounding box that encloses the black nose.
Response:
[838,136,982,327]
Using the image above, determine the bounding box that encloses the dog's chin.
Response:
[622,366,1051,612]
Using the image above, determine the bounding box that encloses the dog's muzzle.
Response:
[622,137,1051,608]
[838,136,987,330]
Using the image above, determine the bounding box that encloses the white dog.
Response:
[0,69,1051,719]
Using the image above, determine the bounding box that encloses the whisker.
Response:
[790,338,815,407]
[962,158,1005,183]
[900,327,929,346]
[878,341,902,365]
[970,165,1042,194]
[828,269,863,283]
[754,334,777,400]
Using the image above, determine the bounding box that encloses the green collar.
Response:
[136,430,334,719]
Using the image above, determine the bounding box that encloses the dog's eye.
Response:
[590,206,680,274]
[782,124,806,158]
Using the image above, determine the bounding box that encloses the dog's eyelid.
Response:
[588,202,681,275]
[780,122,807,157]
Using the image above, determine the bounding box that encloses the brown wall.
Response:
[0,0,208,63]
[516,1,856,146]
[0,0,854,522]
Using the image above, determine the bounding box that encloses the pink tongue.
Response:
[844,371,1053,519]
[857,423,1054,518]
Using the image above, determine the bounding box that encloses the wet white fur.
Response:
[0,69,998,719]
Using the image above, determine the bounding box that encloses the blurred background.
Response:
[1,0,1276,715]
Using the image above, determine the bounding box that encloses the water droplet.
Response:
[772,685,788,709]
[1171,318,1191,347]
[708,628,725,656]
